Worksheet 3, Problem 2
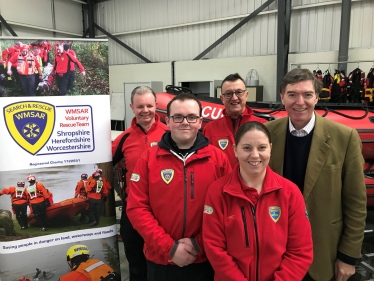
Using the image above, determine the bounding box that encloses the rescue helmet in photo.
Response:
[96,168,103,174]
[17,181,25,187]
[20,45,29,55]
[81,173,88,180]
[27,175,36,182]
[93,172,100,179]
[66,244,90,269]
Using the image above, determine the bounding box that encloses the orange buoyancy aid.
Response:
[26,183,47,203]
[75,259,118,280]
[14,186,27,202]
[17,53,36,75]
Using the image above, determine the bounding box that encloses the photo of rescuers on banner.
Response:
[0,38,109,97]
[0,38,120,281]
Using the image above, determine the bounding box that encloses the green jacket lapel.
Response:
[303,114,331,201]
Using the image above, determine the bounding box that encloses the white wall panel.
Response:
[54,0,83,35]
[109,62,171,93]
[0,0,84,37]
[98,0,374,65]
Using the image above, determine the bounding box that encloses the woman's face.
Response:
[234,129,272,177]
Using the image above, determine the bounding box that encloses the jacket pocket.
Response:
[241,206,250,247]
[190,172,194,199]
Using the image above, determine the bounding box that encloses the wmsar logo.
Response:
[4,101,55,155]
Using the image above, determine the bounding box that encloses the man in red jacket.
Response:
[0,180,29,229]
[112,86,168,281]
[53,42,85,96]
[2,41,22,82]
[85,172,109,227]
[7,45,42,96]
[24,175,50,231]
[127,92,231,281]
[203,73,266,168]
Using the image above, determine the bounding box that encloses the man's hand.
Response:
[171,243,197,267]
[7,70,12,76]
[81,71,86,76]
[335,259,355,281]
[178,238,198,256]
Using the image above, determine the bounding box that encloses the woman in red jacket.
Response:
[203,121,313,281]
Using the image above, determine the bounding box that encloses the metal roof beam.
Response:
[0,14,18,36]
[338,0,352,72]
[94,23,152,63]
[193,0,275,60]
[276,0,292,101]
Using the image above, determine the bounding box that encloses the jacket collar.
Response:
[223,165,282,202]
[132,113,162,133]
[222,105,255,119]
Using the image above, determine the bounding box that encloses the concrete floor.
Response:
[118,237,130,281]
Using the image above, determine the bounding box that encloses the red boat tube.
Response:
[156,92,374,160]
[28,197,88,226]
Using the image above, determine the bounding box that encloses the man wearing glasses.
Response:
[127,92,231,281]
[203,73,266,168]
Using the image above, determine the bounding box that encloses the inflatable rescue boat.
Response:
[28,197,88,226]
[155,90,374,207]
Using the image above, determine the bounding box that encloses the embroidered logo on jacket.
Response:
[161,169,174,184]
[204,205,213,214]
[150,142,158,147]
[269,206,281,222]
[130,173,140,182]
[218,139,229,150]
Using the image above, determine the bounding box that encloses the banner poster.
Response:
[0,38,120,281]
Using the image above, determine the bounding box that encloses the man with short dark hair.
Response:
[127,92,231,281]
[112,86,168,281]
[265,68,366,281]
[203,73,266,168]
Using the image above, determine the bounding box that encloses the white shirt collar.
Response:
[288,112,315,137]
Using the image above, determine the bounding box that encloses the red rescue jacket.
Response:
[25,182,49,204]
[86,178,109,200]
[202,106,266,168]
[2,46,20,67]
[75,180,88,198]
[203,165,313,281]
[0,186,28,205]
[112,114,168,196]
[127,131,232,265]
[53,51,84,75]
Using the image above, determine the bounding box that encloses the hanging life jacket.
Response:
[364,68,374,103]
[331,70,348,103]
[320,70,333,100]
[348,68,365,103]
[314,69,323,83]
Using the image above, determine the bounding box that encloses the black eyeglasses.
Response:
[221,89,247,99]
[169,115,200,123]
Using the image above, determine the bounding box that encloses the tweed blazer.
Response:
[265,113,366,281]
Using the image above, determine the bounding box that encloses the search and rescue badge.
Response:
[269,206,281,222]
[218,139,229,150]
[4,101,55,155]
[161,169,174,184]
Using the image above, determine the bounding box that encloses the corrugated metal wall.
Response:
[94,0,374,65]
[0,0,84,37]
